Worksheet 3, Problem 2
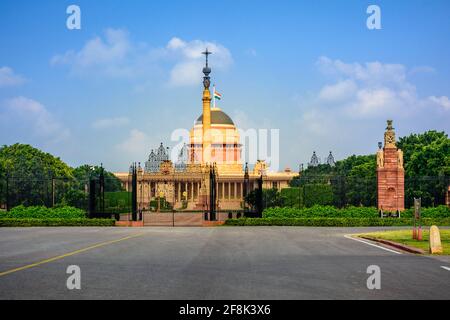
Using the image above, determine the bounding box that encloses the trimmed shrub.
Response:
[401,205,450,218]
[303,184,334,207]
[280,188,301,207]
[263,205,450,219]
[263,205,379,219]
[225,217,450,227]
[104,192,131,213]
[0,205,86,219]
[0,218,115,227]
[280,185,334,208]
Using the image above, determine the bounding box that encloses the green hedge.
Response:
[263,205,379,218]
[104,192,131,213]
[0,205,86,219]
[281,185,334,208]
[225,217,450,227]
[280,188,301,207]
[401,206,450,218]
[0,218,115,227]
[263,205,450,219]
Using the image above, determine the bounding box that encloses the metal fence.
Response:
[289,175,449,209]
[0,174,448,215]
[0,175,132,217]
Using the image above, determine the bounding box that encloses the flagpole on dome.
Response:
[213,84,216,109]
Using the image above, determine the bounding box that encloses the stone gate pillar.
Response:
[377,120,405,213]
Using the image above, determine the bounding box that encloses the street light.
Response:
[158,190,165,212]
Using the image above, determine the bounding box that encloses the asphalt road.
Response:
[0,227,449,300]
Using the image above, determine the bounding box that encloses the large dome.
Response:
[195,108,234,126]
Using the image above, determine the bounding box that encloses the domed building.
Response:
[114,49,297,221]
[189,107,242,174]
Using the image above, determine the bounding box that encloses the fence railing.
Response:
[0,175,448,215]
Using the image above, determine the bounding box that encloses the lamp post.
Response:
[5,173,10,212]
[158,190,165,212]
[99,164,105,215]
[243,162,249,214]
[131,163,138,221]
[88,166,96,219]
[299,164,303,208]
[182,191,187,204]
[49,169,55,208]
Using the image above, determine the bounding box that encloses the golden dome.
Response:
[195,108,234,126]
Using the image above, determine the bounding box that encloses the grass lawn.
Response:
[359,229,450,255]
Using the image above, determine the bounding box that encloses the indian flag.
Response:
[214,90,222,100]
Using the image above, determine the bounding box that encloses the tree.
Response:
[72,165,123,192]
[245,188,284,210]
[0,144,124,209]
[291,155,377,208]
[290,130,449,209]
[397,131,450,207]
[0,144,73,208]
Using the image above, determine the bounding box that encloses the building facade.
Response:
[114,51,296,212]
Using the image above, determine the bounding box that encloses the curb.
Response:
[359,236,426,254]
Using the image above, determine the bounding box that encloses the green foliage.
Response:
[62,188,87,209]
[289,130,449,208]
[0,218,115,227]
[397,131,450,207]
[225,217,450,227]
[401,205,450,218]
[104,191,131,213]
[263,188,284,208]
[304,184,334,207]
[149,197,173,211]
[0,144,124,210]
[0,144,73,207]
[280,188,300,207]
[290,155,377,208]
[280,185,334,208]
[0,205,86,219]
[72,165,123,192]
[263,205,450,219]
[263,205,379,218]
[245,188,284,210]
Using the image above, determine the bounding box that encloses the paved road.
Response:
[0,227,449,300]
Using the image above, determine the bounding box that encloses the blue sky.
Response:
[0,0,449,172]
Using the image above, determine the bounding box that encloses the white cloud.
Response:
[0,67,26,87]
[428,96,450,110]
[166,37,233,87]
[51,30,233,87]
[167,37,186,50]
[318,79,357,102]
[317,56,407,86]
[1,96,70,143]
[116,129,149,154]
[289,56,450,166]
[92,117,130,129]
[51,28,135,78]
[314,56,448,118]
[409,66,436,75]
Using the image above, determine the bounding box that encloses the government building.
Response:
[114,50,297,214]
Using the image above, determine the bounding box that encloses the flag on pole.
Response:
[214,91,222,100]
[213,85,222,109]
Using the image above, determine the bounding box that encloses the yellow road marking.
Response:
[0,233,146,277]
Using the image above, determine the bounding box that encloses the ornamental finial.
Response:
[202,48,212,88]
